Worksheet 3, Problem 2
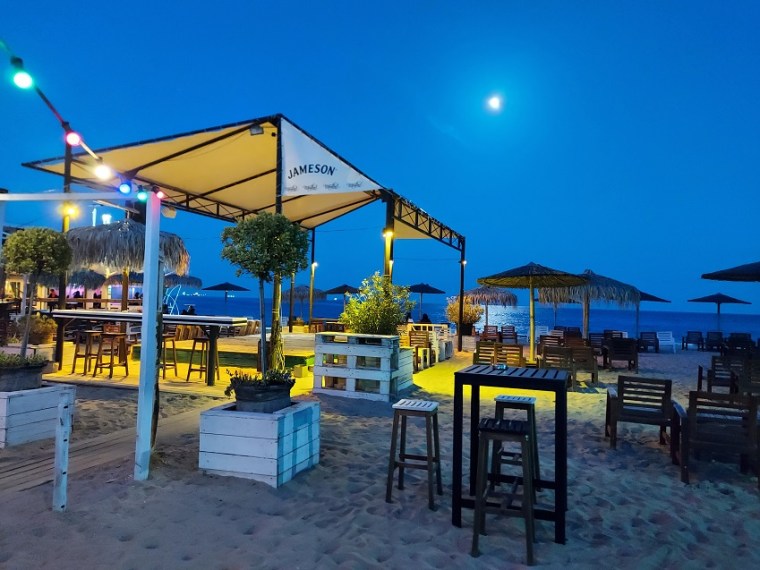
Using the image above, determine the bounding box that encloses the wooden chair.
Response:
[703,331,724,352]
[605,376,674,451]
[480,325,499,342]
[656,331,677,353]
[603,330,624,339]
[563,335,587,348]
[538,334,562,355]
[737,358,760,396]
[499,325,516,342]
[473,341,497,365]
[638,332,659,353]
[673,391,759,489]
[603,338,639,372]
[409,330,434,370]
[539,346,573,382]
[494,343,524,367]
[725,332,754,354]
[698,355,747,392]
[588,332,605,358]
[681,331,704,351]
[533,325,549,342]
[570,346,598,390]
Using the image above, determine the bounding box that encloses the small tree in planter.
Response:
[221,213,309,373]
[341,272,414,335]
[224,368,296,413]
[445,296,484,336]
[3,227,72,357]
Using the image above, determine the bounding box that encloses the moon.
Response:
[487,95,502,111]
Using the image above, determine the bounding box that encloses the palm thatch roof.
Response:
[103,271,202,289]
[464,286,517,307]
[285,285,326,303]
[66,218,190,275]
[538,269,640,337]
[69,269,107,289]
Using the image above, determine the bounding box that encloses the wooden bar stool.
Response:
[92,326,129,379]
[185,330,220,382]
[493,395,541,488]
[71,329,101,374]
[386,399,442,510]
[161,332,178,379]
[471,417,536,565]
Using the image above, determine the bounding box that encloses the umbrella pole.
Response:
[485,301,489,327]
[583,293,590,339]
[635,302,640,338]
[717,303,721,332]
[529,282,536,363]
[419,293,423,321]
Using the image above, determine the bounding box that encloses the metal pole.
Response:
[55,141,73,369]
[458,243,466,352]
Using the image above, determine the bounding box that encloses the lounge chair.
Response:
[673,391,759,489]
[681,331,704,351]
[697,354,747,392]
[570,346,598,390]
[703,331,724,352]
[480,325,499,342]
[533,325,549,343]
[494,343,524,367]
[605,375,674,451]
[656,331,676,354]
[638,332,659,353]
[725,332,754,354]
[473,341,497,365]
[603,338,639,372]
[539,346,573,382]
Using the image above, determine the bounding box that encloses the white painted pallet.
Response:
[199,400,320,488]
[313,333,413,402]
[0,384,77,448]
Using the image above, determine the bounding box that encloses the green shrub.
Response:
[445,296,484,325]
[340,273,413,335]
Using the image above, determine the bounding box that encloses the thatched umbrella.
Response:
[478,262,587,362]
[69,269,107,290]
[538,269,640,339]
[285,284,325,318]
[103,271,202,289]
[67,218,190,311]
[464,286,517,327]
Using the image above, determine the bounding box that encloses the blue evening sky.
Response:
[2,1,759,314]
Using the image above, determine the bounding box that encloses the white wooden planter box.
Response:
[312,333,414,402]
[199,400,320,488]
[0,383,76,448]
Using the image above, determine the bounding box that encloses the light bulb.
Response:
[94,163,113,180]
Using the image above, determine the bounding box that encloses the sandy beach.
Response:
[1,349,759,569]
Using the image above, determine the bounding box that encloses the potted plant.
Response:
[9,315,57,346]
[0,352,47,392]
[445,296,484,336]
[221,213,309,374]
[224,368,296,413]
[340,272,414,336]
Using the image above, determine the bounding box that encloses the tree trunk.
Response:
[19,277,36,358]
[120,268,129,312]
[259,279,268,375]
[270,273,285,372]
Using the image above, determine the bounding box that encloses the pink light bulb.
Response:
[65,131,82,146]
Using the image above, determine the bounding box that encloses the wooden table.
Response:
[452,364,569,544]
[51,310,247,386]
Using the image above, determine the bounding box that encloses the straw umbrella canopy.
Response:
[463,286,517,327]
[67,218,189,311]
[408,283,446,321]
[285,284,326,317]
[688,292,751,331]
[702,261,760,282]
[478,262,587,362]
[103,271,202,289]
[538,269,641,339]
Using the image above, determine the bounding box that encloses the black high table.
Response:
[452,364,569,544]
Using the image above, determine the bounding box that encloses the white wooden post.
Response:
[134,191,161,480]
[53,388,75,511]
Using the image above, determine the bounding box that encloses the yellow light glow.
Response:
[63,203,78,217]
[311,262,318,269]
[383,230,393,238]
[94,163,113,180]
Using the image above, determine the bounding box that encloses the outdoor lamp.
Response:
[136,186,148,202]
[62,202,77,217]
[10,56,32,89]
[152,185,165,199]
[64,130,82,146]
[94,161,113,180]
[118,181,132,195]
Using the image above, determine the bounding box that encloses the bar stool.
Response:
[185,329,220,382]
[471,417,536,565]
[160,332,178,379]
[71,329,101,374]
[493,395,540,489]
[386,399,442,510]
[92,326,129,379]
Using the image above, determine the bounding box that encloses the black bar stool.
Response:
[385,398,442,510]
[493,395,540,489]
[161,332,178,379]
[471,417,536,565]
[185,327,219,382]
[92,325,129,379]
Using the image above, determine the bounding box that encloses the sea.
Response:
[177,292,760,340]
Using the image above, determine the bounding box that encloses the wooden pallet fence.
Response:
[1,384,77,448]
[312,333,414,402]
[199,400,320,488]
